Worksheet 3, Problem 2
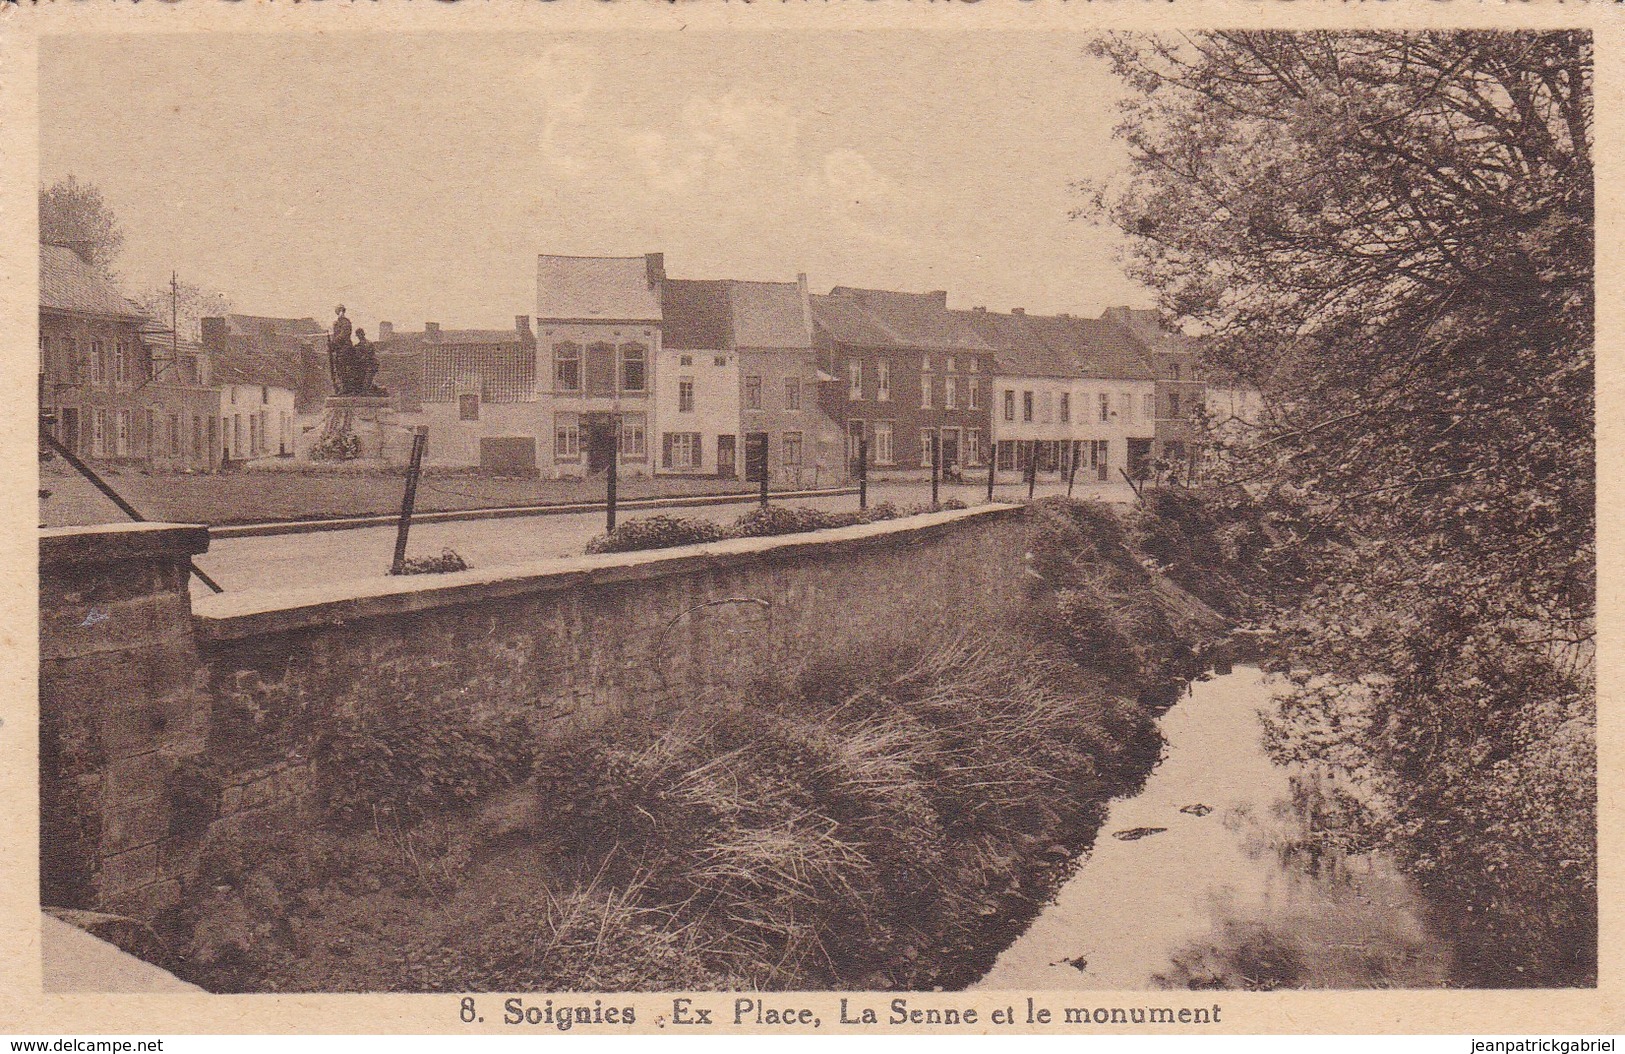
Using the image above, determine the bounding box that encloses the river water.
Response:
[978,667,1453,990]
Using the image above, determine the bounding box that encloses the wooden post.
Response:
[606,433,619,534]
[987,441,997,503]
[760,462,770,509]
[858,437,868,511]
[391,426,429,575]
[930,430,940,508]
[39,424,224,593]
[1067,440,1080,497]
[1026,442,1037,501]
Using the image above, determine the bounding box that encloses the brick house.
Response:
[810,287,996,481]
[961,307,1157,483]
[39,243,218,472]
[730,276,843,488]
[1101,306,1209,476]
[536,254,664,479]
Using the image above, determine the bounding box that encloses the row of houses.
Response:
[38,242,1254,483]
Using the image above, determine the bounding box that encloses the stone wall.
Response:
[40,505,1030,920]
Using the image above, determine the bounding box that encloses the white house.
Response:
[536,253,664,479]
[655,279,742,477]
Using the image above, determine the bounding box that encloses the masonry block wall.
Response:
[40,506,1030,920]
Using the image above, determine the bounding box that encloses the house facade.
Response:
[656,280,739,477]
[200,314,328,414]
[1100,306,1207,474]
[810,287,996,481]
[536,254,664,479]
[39,244,219,472]
[965,308,1157,482]
[731,276,843,488]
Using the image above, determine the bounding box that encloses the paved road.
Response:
[192,480,1135,597]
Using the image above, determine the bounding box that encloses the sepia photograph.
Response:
[14,9,1603,1033]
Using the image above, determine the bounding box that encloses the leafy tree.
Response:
[40,175,125,276]
[137,278,233,346]
[1088,31,1594,985]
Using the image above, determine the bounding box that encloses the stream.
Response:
[977,666,1454,990]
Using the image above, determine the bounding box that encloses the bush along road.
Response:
[149,497,1241,993]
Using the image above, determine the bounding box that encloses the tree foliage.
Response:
[1088,31,1594,985]
[40,175,125,277]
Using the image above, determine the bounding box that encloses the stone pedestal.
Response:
[296,396,399,463]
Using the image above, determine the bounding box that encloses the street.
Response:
[190,479,1135,597]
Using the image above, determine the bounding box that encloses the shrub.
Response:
[392,548,470,575]
[586,514,729,554]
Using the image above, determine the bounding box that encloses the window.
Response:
[620,413,647,458]
[113,342,128,386]
[679,378,695,413]
[1144,393,1155,419]
[848,358,863,399]
[247,414,257,455]
[965,427,983,466]
[554,413,580,459]
[944,377,957,410]
[997,440,1016,471]
[1168,392,1181,419]
[680,355,694,367]
[1022,391,1034,423]
[619,343,647,392]
[945,356,956,373]
[1003,389,1016,423]
[783,431,803,467]
[91,409,106,456]
[554,342,581,391]
[65,339,79,385]
[232,416,243,458]
[877,360,891,402]
[192,416,204,460]
[1099,392,1111,423]
[114,410,130,456]
[921,355,933,372]
[146,410,156,456]
[1040,391,1053,424]
[873,421,894,465]
[969,381,979,411]
[921,372,933,410]
[459,393,481,421]
[1171,362,1182,381]
[170,414,183,457]
[89,341,105,386]
[785,377,801,411]
[920,429,934,468]
[847,420,865,465]
[258,411,269,454]
[663,432,702,470]
[1059,392,1070,423]
[744,375,761,410]
[714,355,727,367]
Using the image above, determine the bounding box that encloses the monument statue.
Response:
[326,304,386,397]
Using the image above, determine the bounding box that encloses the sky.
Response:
[40,30,1148,334]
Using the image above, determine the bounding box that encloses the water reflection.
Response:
[976,667,1451,990]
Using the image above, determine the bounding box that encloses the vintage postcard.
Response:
[0,0,1617,1038]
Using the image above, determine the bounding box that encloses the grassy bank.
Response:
[147,499,1225,992]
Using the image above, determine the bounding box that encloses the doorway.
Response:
[584,415,618,475]
[716,434,738,479]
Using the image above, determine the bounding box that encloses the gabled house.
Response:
[657,280,738,476]
[200,313,328,414]
[960,307,1157,482]
[810,287,996,480]
[730,276,843,488]
[40,243,218,472]
[537,254,664,478]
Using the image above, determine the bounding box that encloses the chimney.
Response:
[378,321,394,341]
[425,322,440,339]
[972,306,987,313]
[1059,312,1073,319]
[200,317,227,351]
[515,314,532,335]
[928,290,948,309]
[645,252,665,288]
[796,273,813,344]
[1012,307,1025,315]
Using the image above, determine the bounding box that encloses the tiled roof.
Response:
[226,314,324,337]
[661,280,733,350]
[728,280,811,350]
[40,244,147,320]
[956,309,1155,380]
[537,255,663,322]
[812,287,994,353]
[432,329,522,345]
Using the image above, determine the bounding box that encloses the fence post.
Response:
[987,441,996,503]
[606,436,618,534]
[1067,439,1080,498]
[931,430,940,508]
[1026,442,1037,501]
[760,464,770,509]
[858,437,868,511]
[391,425,429,575]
